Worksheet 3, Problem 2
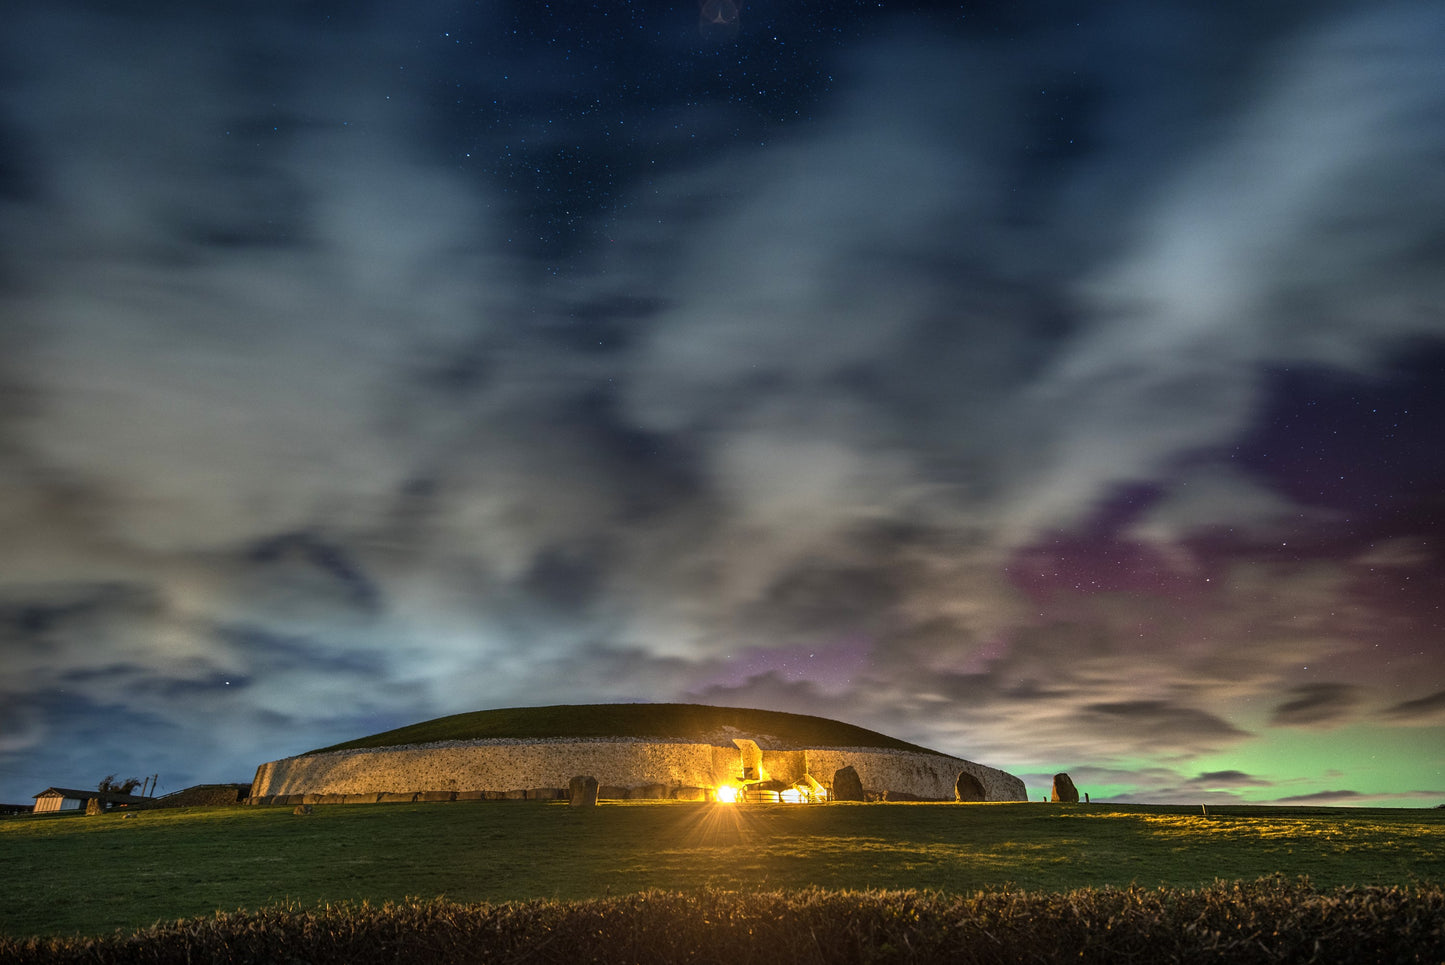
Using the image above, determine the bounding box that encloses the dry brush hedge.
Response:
[4,877,1444,965]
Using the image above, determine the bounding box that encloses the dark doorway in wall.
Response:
[955,771,985,802]
[734,739,762,781]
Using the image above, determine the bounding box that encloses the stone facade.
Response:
[249,737,1026,803]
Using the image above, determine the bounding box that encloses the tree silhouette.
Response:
[98,774,143,795]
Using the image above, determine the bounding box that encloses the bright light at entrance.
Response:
[715,784,739,804]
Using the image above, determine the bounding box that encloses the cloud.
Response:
[1270,789,1366,804]
[1261,788,1445,806]
[1127,467,1318,545]
[1381,691,1445,726]
[1078,701,1251,755]
[1186,770,1271,788]
[1353,540,1436,570]
[0,700,43,756]
[1000,1,1445,539]
[0,16,520,560]
[1270,684,1364,729]
[1,1,1443,805]
[1024,764,1274,806]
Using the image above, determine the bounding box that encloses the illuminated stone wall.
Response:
[789,748,1024,802]
[249,737,1026,802]
[252,739,730,798]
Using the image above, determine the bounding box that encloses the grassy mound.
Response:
[6,879,1443,964]
[306,703,941,755]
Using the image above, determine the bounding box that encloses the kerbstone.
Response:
[832,766,864,802]
[569,776,600,808]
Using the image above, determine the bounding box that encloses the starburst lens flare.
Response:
[715,784,739,804]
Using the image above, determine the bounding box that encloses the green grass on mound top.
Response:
[306,703,941,755]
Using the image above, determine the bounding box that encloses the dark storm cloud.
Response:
[217,625,391,679]
[1272,790,1366,805]
[1078,702,1250,755]
[1186,771,1271,788]
[1381,691,1445,726]
[1270,684,1365,729]
[245,532,381,613]
[1016,764,1272,806]
[1,0,1443,803]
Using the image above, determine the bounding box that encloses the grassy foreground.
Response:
[2,801,1441,941]
[5,880,1444,964]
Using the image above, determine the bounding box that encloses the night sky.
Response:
[2,0,1443,807]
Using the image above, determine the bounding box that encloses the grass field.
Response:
[3,801,1442,940]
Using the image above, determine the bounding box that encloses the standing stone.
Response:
[569,776,599,808]
[1051,772,1080,804]
[85,797,103,816]
[832,766,864,802]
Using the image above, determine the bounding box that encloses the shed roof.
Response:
[33,787,150,805]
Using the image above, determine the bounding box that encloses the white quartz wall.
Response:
[798,748,1026,801]
[250,738,1028,801]
[253,740,728,797]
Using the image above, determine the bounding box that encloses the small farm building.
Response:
[31,787,149,814]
